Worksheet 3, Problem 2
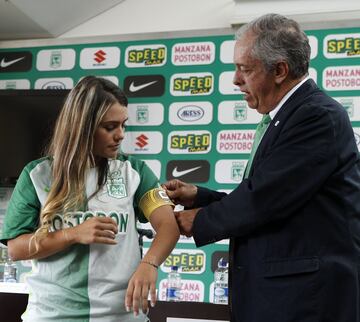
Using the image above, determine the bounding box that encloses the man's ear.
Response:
[274,61,289,84]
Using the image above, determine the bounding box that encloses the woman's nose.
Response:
[114,127,125,141]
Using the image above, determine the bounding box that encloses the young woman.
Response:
[1,76,180,321]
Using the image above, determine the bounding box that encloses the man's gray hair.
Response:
[236,13,310,78]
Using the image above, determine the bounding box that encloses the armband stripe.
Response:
[139,188,174,220]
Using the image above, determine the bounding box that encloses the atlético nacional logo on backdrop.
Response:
[234,102,247,122]
[107,170,127,199]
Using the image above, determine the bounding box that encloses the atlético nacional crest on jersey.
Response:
[107,170,127,199]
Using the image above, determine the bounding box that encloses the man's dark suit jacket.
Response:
[193,79,360,322]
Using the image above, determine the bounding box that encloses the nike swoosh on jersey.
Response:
[0,56,25,68]
[129,80,157,92]
[172,166,202,178]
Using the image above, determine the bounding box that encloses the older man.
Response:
[164,13,360,322]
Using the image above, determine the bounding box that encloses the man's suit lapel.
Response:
[248,79,319,177]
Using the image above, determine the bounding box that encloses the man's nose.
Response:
[233,70,244,86]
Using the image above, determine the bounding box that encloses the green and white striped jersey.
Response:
[1,154,158,322]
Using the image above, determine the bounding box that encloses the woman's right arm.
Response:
[7,217,118,261]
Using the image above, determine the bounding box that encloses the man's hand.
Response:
[162,179,198,208]
[174,208,200,237]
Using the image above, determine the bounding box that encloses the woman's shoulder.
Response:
[114,153,145,167]
[23,156,52,172]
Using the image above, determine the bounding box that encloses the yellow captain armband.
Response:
[139,188,175,220]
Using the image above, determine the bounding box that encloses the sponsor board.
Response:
[215,159,248,183]
[80,47,121,69]
[125,44,166,67]
[0,79,30,89]
[168,130,211,154]
[171,41,215,66]
[0,51,32,72]
[121,131,163,154]
[218,100,262,124]
[308,35,318,60]
[220,40,235,64]
[159,278,205,302]
[353,127,360,151]
[217,130,255,154]
[309,68,317,84]
[324,33,360,59]
[124,75,165,97]
[162,248,206,274]
[177,235,196,244]
[127,103,164,126]
[35,77,74,89]
[36,49,76,71]
[170,72,214,96]
[169,101,213,125]
[333,96,360,121]
[219,71,241,95]
[166,160,210,183]
[215,238,230,245]
[143,159,161,179]
[323,66,360,90]
[211,251,229,273]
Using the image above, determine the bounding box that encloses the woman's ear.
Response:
[274,61,289,84]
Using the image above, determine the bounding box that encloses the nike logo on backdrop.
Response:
[0,56,25,68]
[166,160,210,183]
[172,166,202,178]
[124,75,165,97]
[129,80,157,92]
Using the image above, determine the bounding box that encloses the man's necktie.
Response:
[243,113,272,178]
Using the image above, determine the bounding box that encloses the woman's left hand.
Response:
[125,261,158,317]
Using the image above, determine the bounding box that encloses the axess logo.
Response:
[170,72,213,96]
[169,101,213,125]
[126,44,167,67]
[34,77,73,89]
[168,130,211,154]
[177,105,204,122]
[324,33,360,58]
[163,249,206,274]
[166,160,210,183]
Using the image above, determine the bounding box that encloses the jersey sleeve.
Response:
[132,158,173,223]
[1,165,41,245]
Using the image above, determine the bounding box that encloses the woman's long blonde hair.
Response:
[34,76,128,244]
